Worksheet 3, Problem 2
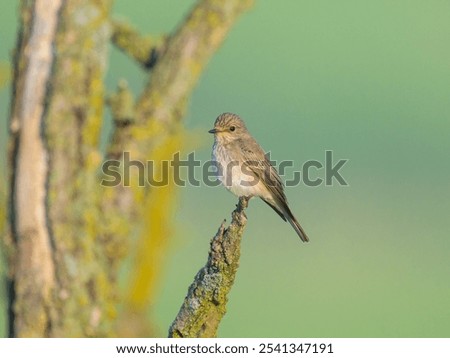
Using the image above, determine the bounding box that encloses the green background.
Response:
[1,0,450,337]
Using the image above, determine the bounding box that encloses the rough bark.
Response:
[169,197,248,338]
[44,0,116,337]
[9,0,115,337]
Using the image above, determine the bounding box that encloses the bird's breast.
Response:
[212,142,266,197]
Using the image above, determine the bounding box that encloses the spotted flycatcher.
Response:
[209,112,309,242]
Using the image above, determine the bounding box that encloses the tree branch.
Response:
[101,4,253,332]
[105,0,254,164]
[169,197,249,338]
[102,0,253,219]
[135,0,254,127]
[111,19,165,69]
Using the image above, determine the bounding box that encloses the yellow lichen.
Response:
[0,61,10,89]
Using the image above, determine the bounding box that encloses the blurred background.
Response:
[1,0,449,337]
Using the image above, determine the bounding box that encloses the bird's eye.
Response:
[230,126,236,132]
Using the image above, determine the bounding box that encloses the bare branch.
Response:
[169,197,249,338]
[111,19,165,69]
[135,0,254,126]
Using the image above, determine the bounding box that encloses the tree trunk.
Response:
[9,0,115,337]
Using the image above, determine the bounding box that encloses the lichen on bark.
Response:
[9,0,117,337]
[7,0,253,338]
[169,197,249,338]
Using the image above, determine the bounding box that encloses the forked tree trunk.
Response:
[6,0,252,337]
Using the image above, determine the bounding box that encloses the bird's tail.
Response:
[286,212,309,242]
[262,197,309,242]
[282,204,309,243]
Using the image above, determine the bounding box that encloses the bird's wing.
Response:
[237,137,287,205]
[237,137,309,242]
[261,197,287,221]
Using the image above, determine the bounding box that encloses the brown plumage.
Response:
[209,113,309,242]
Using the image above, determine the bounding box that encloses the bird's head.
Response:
[208,112,247,143]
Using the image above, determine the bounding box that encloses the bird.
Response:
[209,112,309,242]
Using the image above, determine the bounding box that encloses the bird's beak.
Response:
[208,128,218,134]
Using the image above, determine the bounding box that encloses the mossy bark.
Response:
[9,0,116,337]
[169,197,248,338]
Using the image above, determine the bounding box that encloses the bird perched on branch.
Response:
[209,112,309,242]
